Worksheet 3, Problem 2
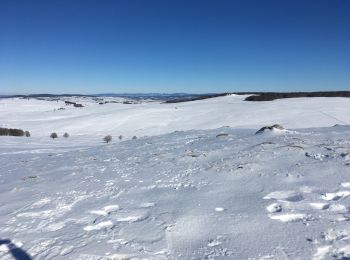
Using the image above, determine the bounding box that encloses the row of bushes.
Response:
[50,132,69,139]
[50,133,136,143]
[1,128,137,143]
[103,135,137,143]
[0,127,30,137]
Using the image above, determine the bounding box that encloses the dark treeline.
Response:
[0,127,30,137]
[244,91,350,101]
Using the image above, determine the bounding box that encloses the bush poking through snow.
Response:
[216,133,229,138]
[50,132,58,139]
[63,132,69,138]
[25,131,31,137]
[118,135,123,140]
[132,136,137,140]
[104,135,112,143]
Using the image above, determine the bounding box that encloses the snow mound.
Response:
[255,124,286,134]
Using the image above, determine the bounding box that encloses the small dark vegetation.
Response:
[50,132,58,139]
[63,132,69,138]
[118,135,123,140]
[0,127,30,137]
[104,135,112,143]
[216,133,229,138]
[132,136,137,140]
[22,175,38,180]
[65,101,84,107]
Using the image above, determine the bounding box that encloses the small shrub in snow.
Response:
[25,131,31,137]
[132,136,137,140]
[63,132,69,138]
[50,132,58,139]
[216,133,229,138]
[104,135,112,143]
[118,135,123,140]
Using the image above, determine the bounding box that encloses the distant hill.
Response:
[243,91,350,101]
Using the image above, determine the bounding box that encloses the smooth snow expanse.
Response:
[0,95,349,139]
[1,96,350,259]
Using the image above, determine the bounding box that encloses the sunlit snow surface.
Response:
[0,95,349,138]
[1,95,350,259]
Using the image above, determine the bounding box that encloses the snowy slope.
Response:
[0,95,349,138]
[1,126,350,259]
[1,96,350,259]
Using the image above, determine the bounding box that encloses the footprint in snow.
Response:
[321,191,350,201]
[264,190,307,222]
[313,228,350,259]
[207,239,222,247]
[266,203,282,213]
[268,213,309,223]
[139,202,155,208]
[309,202,330,210]
[264,184,350,258]
[84,221,114,231]
[263,190,304,202]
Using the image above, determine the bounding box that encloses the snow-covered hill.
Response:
[0,95,349,139]
[1,96,350,259]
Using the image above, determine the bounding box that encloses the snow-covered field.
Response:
[0,95,349,139]
[1,95,350,259]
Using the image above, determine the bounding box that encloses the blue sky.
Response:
[0,0,349,94]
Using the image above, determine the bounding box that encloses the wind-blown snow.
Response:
[1,96,350,259]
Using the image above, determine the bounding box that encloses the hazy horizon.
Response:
[2,90,350,97]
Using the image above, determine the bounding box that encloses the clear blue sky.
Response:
[1,0,349,94]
